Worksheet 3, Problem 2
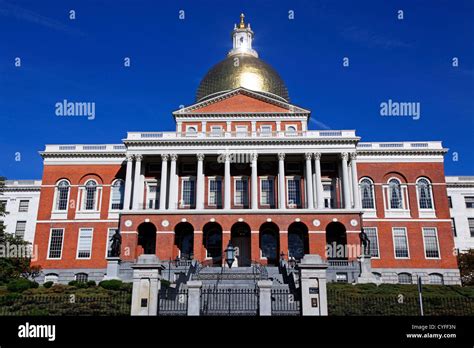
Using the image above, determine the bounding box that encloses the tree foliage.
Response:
[457,249,474,286]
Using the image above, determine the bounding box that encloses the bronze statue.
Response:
[110,230,122,257]
[359,229,371,256]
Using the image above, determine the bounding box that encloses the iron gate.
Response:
[200,288,259,316]
[157,288,188,316]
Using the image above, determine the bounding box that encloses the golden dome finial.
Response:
[239,13,245,29]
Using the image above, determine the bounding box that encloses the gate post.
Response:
[131,255,165,316]
[257,280,273,316]
[298,254,328,316]
[187,280,202,316]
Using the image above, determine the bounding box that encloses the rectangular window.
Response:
[469,218,474,237]
[287,178,301,207]
[77,228,93,259]
[107,228,117,258]
[260,125,272,136]
[451,218,457,237]
[465,197,474,208]
[392,227,409,258]
[260,178,274,205]
[147,184,159,209]
[48,228,64,259]
[423,228,440,258]
[364,227,379,258]
[15,221,26,239]
[448,196,452,208]
[0,200,6,211]
[181,178,196,207]
[208,178,222,206]
[18,200,29,212]
[210,126,223,137]
[236,125,248,137]
[234,178,248,206]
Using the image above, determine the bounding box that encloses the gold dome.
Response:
[196,54,290,102]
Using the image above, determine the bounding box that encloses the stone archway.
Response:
[203,222,223,266]
[259,222,280,266]
[174,222,194,260]
[325,222,347,260]
[137,222,157,255]
[288,222,309,260]
[231,222,251,266]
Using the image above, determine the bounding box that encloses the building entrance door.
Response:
[231,222,251,267]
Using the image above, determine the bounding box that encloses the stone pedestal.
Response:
[186,280,202,316]
[103,257,121,281]
[130,255,165,316]
[257,280,273,316]
[357,254,378,284]
[298,254,328,316]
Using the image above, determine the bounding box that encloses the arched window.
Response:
[372,272,382,281]
[83,180,97,210]
[359,178,375,209]
[417,178,433,209]
[110,179,124,210]
[55,180,70,211]
[44,273,59,284]
[429,273,444,285]
[389,179,403,209]
[75,273,88,283]
[398,272,412,284]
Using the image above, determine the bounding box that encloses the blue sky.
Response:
[0,0,473,179]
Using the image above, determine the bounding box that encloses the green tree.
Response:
[457,249,474,286]
[0,177,41,284]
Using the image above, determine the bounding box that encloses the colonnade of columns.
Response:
[123,151,361,211]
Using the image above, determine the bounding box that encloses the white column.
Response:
[278,153,286,210]
[224,154,231,210]
[251,153,258,210]
[133,154,143,210]
[350,153,361,209]
[168,154,178,210]
[314,152,324,209]
[124,155,134,210]
[196,153,205,210]
[251,121,256,136]
[305,153,314,209]
[340,152,351,209]
[159,154,169,210]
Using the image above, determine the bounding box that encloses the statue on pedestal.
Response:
[110,230,122,257]
[359,229,371,256]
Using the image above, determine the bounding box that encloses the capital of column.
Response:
[340,152,349,161]
[313,152,322,160]
[349,152,357,161]
[126,154,134,162]
[251,152,258,161]
[135,154,143,162]
[161,154,169,161]
[278,153,286,161]
[197,153,205,161]
[170,154,178,161]
[305,153,313,160]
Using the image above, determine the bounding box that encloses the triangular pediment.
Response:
[173,88,310,115]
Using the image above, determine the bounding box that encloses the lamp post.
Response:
[225,241,235,268]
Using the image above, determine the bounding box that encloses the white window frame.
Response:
[44,273,59,284]
[392,227,410,259]
[18,200,29,212]
[259,125,272,137]
[422,227,441,259]
[209,125,223,137]
[286,176,301,208]
[416,177,436,218]
[180,176,196,208]
[78,180,102,213]
[364,227,380,259]
[14,221,27,239]
[233,176,249,206]
[109,179,125,211]
[76,228,94,260]
[259,176,275,206]
[47,228,65,260]
[359,178,376,213]
[285,124,298,136]
[235,125,248,137]
[145,181,160,210]
[52,179,71,215]
[207,176,223,207]
[185,125,198,137]
[383,178,410,218]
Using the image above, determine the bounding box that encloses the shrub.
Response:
[7,279,37,293]
[68,280,78,287]
[43,281,54,289]
[99,280,123,291]
[87,280,96,288]
[68,280,88,289]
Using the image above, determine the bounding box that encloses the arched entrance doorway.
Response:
[137,222,157,255]
[259,222,280,266]
[203,222,222,266]
[174,222,194,260]
[288,222,309,260]
[231,222,251,267]
[325,222,347,260]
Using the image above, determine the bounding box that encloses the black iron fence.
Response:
[328,290,474,316]
[0,293,131,316]
[271,288,301,316]
[200,288,259,316]
[157,288,188,316]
